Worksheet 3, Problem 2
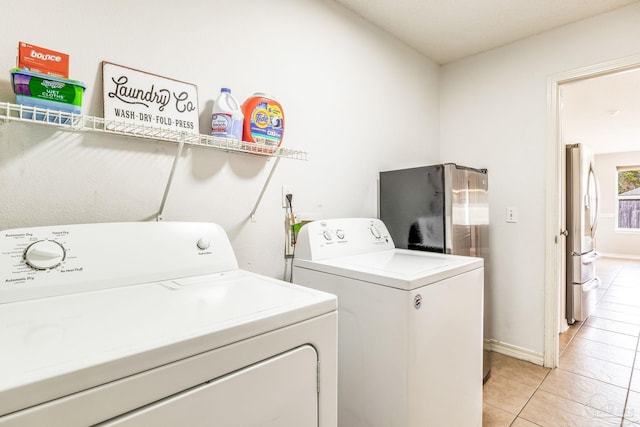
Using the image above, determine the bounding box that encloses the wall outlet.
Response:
[282,185,294,208]
[506,206,518,223]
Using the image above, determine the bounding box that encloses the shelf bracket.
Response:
[157,133,186,221]
[249,156,281,222]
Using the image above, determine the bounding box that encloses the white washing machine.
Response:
[292,218,483,427]
[0,222,337,427]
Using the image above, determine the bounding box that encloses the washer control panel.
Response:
[0,222,239,304]
[294,218,394,261]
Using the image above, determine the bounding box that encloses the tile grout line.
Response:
[508,367,553,426]
[596,262,632,427]
[488,260,640,426]
[510,261,627,426]
[505,319,584,425]
[621,342,637,427]
[617,260,640,427]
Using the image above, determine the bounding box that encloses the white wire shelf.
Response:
[0,102,307,160]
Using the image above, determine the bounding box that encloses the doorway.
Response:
[545,53,640,368]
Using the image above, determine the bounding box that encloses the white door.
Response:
[99,345,319,427]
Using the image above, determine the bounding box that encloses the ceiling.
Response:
[334,0,640,155]
[333,0,639,64]
[561,67,640,154]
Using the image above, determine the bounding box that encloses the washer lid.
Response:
[0,270,336,417]
[293,248,483,290]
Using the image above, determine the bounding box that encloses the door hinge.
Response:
[556,229,568,244]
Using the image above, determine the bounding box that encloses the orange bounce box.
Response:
[18,42,69,78]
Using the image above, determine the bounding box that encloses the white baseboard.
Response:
[599,252,640,260]
[487,339,544,366]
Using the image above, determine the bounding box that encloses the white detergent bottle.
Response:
[211,87,244,140]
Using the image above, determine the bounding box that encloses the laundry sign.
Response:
[102,62,199,133]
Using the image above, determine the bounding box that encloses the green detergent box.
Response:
[10,68,85,123]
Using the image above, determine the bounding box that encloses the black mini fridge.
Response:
[379,163,491,382]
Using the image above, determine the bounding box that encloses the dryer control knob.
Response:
[197,238,211,250]
[24,240,66,270]
[336,230,345,239]
[369,226,381,239]
[322,230,332,241]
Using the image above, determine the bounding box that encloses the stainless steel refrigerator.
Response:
[566,143,600,324]
[379,163,491,382]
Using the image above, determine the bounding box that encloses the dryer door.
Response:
[100,345,319,427]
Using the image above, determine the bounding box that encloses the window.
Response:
[617,167,640,229]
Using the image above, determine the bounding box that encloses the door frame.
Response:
[544,53,640,368]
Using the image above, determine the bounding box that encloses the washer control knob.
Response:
[369,226,381,239]
[197,238,211,250]
[336,230,345,239]
[322,230,332,241]
[24,240,66,270]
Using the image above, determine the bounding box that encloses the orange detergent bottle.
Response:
[241,93,284,152]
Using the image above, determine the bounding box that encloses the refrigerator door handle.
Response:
[582,276,601,293]
[581,251,600,265]
[588,165,600,239]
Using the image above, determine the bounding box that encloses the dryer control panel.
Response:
[294,218,395,261]
[0,222,239,304]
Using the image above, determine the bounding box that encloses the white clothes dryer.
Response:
[0,222,337,427]
[292,218,483,427]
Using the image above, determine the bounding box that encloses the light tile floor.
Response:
[483,257,640,426]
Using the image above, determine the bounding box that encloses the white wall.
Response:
[440,3,640,356]
[594,151,640,258]
[6,0,640,361]
[0,0,440,279]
